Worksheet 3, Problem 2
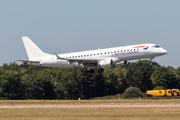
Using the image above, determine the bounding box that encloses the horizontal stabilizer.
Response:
[16,60,40,64]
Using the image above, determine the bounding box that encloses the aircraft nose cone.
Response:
[162,49,168,54]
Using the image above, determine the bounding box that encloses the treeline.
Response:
[0,60,180,100]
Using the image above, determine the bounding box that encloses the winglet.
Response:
[53,52,66,60]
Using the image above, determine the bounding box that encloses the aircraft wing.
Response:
[54,52,102,64]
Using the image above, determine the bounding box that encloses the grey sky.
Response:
[0,1,179,68]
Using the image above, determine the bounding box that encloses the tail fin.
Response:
[22,36,51,60]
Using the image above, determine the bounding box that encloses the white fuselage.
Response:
[29,43,167,68]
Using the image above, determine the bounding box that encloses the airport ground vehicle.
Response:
[146,89,179,97]
[146,90,165,97]
[171,89,180,96]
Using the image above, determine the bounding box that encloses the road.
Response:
[1,105,180,109]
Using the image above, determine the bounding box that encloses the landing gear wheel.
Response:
[98,68,104,73]
[89,69,95,73]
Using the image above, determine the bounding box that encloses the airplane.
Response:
[17,36,167,73]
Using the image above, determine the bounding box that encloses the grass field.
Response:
[0,107,180,120]
[1,99,180,106]
[1,99,180,120]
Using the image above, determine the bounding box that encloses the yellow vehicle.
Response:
[146,90,166,97]
[171,89,180,96]
[165,89,173,96]
[146,89,174,97]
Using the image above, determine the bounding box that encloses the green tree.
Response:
[103,67,119,95]
[20,74,33,99]
[113,66,128,93]
[124,60,157,92]
[122,86,143,98]
[34,69,56,99]
[1,70,21,99]
[174,67,180,88]
[0,68,5,99]
[151,66,178,89]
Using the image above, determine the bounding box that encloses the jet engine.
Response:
[98,59,113,68]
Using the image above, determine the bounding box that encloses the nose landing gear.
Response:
[149,57,154,65]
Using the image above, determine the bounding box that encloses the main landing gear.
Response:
[98,68,104,73]
[88,68,104,73]
[82,64,104,73]
[89,69,95,73]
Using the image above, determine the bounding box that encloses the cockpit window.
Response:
[152,45,160,48]
[155,45,160,48]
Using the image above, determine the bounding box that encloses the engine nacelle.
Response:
[98,59,113,68]
[115,61,127,67]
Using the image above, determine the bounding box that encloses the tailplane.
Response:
[22,36,50,60]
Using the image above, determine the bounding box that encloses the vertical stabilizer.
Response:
[22,36,50,60]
